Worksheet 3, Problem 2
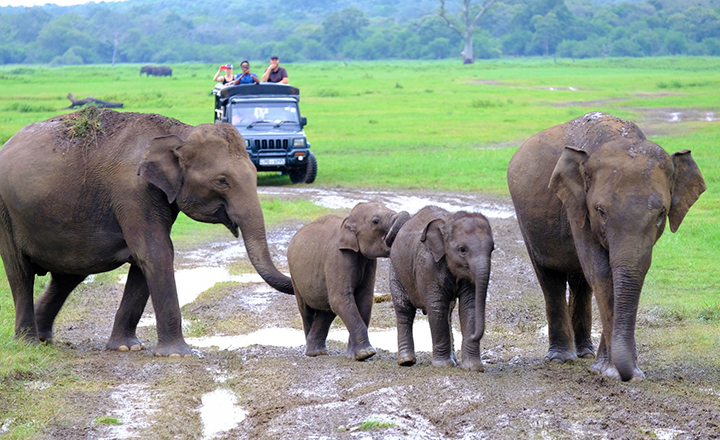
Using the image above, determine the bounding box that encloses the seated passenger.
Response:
[230,61,260,85]
[213,64,238,85]
[261,56,289,84]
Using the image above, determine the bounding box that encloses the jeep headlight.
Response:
[293,138,305,147]
[244,139,250,147]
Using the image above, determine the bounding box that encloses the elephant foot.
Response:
[348,345,376,361]
[38,331,53,344]
[431,357,458,368]
[397,351,416,367]
[544,347,578,363]
[460,358,484,372]
[152,340,193,357]
[106,335,146,352]
[305,347,329,357]
[575,340,596,359]
[576,346,596,359]
[591,359,645,382]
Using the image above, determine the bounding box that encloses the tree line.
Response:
[0,0,718,65]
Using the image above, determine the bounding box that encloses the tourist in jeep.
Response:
[213,64,238,85]
[230,61,260,85]
[261,56,289,84]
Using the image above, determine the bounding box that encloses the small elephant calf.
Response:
[287,202,409,360]
[390,206,494,371]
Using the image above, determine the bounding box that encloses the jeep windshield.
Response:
[230,102,300,128]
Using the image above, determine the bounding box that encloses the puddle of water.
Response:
[187,324,462,354]
[258,187,515,219]
[97,384,159,440]
[127,268,269,327]
[654,428,686,440]
[200,389,247,440]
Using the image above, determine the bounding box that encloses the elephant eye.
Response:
[596,206,607,221]
[217,177,230,187]
[458,246,468,255]
[372,218,380,226]
[657,209,666,228]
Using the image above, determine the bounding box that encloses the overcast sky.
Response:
[0,0,126,6]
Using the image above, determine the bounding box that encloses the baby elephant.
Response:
[390,206,494,371]
[287,202,410,360]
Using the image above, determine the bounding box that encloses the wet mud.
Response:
[23,189,720,439]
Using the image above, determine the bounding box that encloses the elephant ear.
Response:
[338,216,359,252]
[669,149,706,233]
[138,134,185,204]
[549,146,589,229]
[421,218,446,263]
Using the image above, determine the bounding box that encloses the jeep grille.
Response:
[254,139,289,150]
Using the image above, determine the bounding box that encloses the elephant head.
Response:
[549,141,705,381]
[422,211,494,343]
[339,202,410,259]
[137,123,293,294]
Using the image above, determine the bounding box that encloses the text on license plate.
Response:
[259,158,285,166]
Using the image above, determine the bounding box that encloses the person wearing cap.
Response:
[230,61,260,85]
[261,56,289,84]
[213,64,239,85]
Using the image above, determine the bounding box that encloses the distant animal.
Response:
[507,112,705,381]
[389,206,493,372]
[287,203,409,361]
[140,65,172,77]
[0,108,292,357]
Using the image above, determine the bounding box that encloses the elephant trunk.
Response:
[610,261,648,381]
[385,211,410,247]
[470,257,491,342]
[236,202,294,295]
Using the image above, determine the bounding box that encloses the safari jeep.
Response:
[212,83,316,184]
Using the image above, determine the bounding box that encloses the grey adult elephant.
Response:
[287,203,409,360]
[507,112,705,381]
[140,65,172,77]
[0,107,292,356]
[389,206,493,372]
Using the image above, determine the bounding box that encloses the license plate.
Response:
[259,158,285,166]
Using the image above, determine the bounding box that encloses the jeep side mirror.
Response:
[300,116,307,127]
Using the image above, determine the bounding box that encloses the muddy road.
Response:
[27,188,720,439]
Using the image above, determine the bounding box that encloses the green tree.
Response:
[436,0,498,64]
[531,12,562,56]
[322,7,369,54]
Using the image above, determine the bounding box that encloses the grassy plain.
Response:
[0,57,719,437]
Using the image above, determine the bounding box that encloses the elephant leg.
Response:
[330,290,375,361]
[35,273,86,342]
[107,264,149,352]
[534,264,576,363]
[457,282,483,372]
[306,308,335,357]
[3,254,37,342]
[427,295,456,368]
[568,273,595,359]
[390,273,416,366]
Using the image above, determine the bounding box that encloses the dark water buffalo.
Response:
[140,65,172,77]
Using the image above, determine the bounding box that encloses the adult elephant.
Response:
[507,112,705,381]
[287,203,409,360]
[0,107,292,356]
[140,65,172,77]
[389,206,493,372]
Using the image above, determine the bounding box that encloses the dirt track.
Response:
[32,188,720,439]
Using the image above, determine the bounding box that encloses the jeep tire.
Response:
[289,152,317,184]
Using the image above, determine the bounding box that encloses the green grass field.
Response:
[0,57,719,437]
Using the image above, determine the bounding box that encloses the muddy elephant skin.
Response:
[507,112,706,381]
[0,108,292,356]
[140,65,172,77]
[389,206,493,372]
[287,202,409,360]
